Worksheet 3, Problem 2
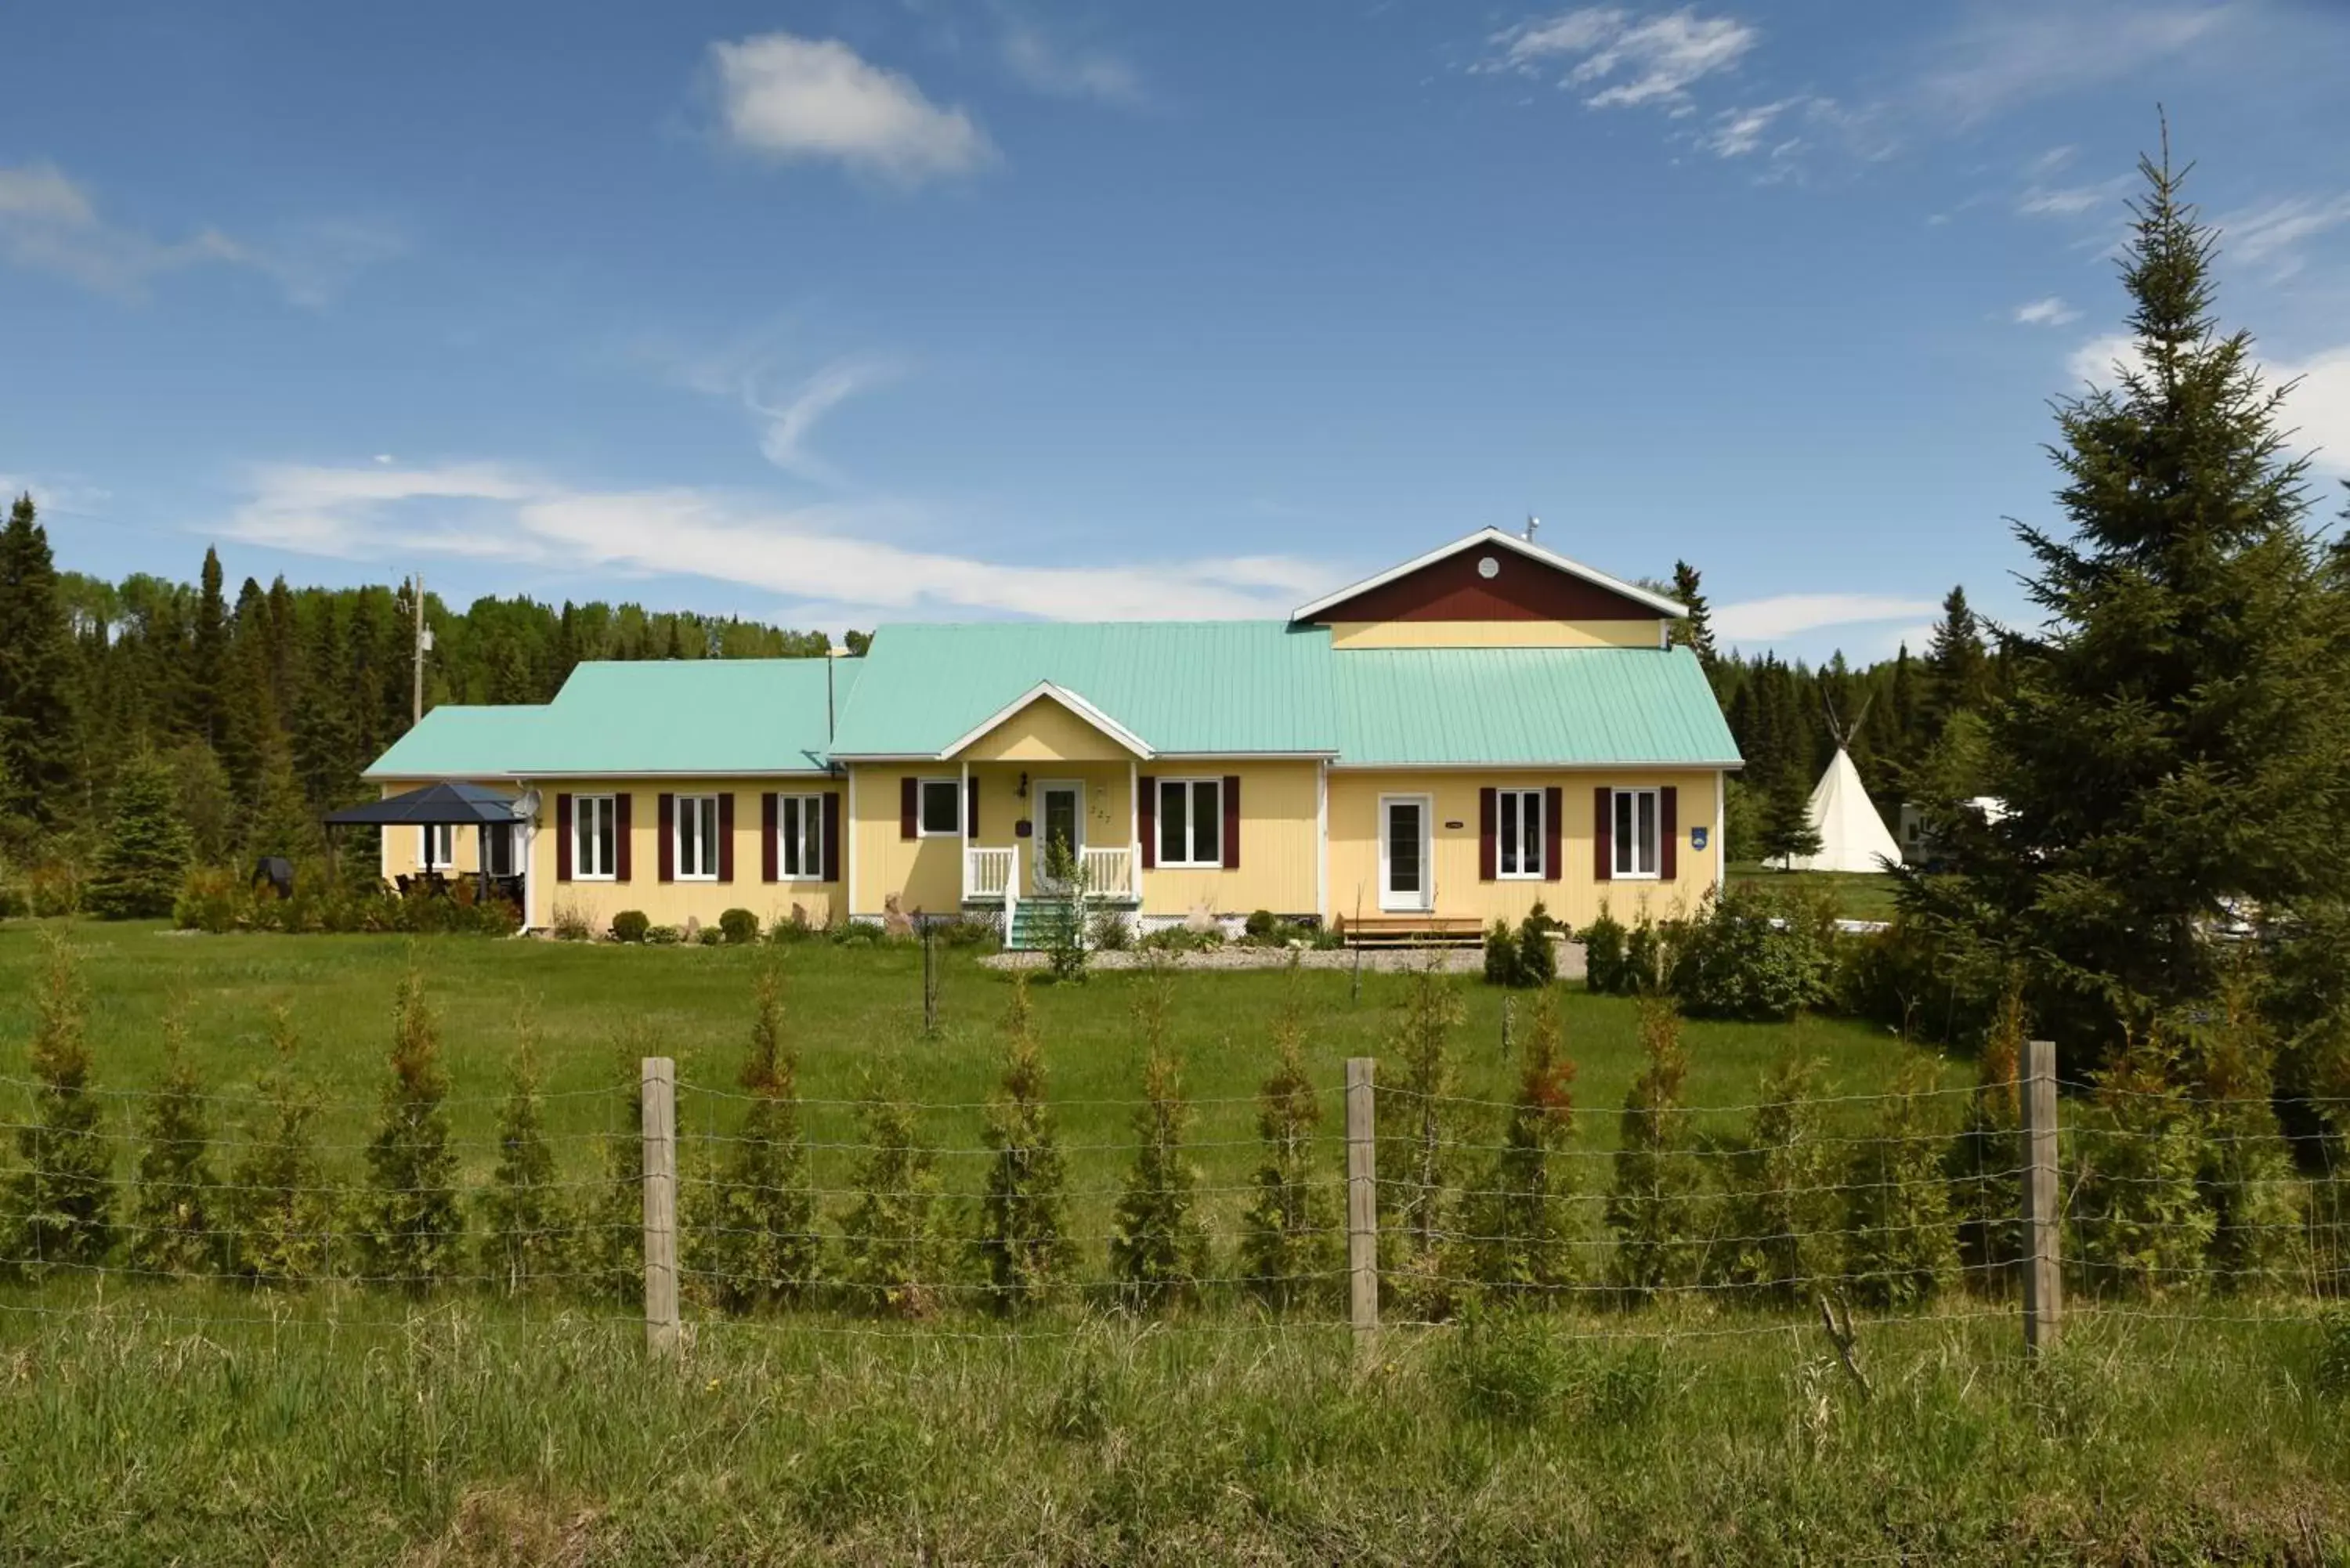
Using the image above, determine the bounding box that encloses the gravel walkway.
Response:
[984,939,1587,978]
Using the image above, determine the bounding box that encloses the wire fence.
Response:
[1,1033,2344,1358]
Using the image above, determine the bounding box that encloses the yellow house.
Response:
[365,528,1742,941]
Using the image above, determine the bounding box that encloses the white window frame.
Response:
[916,777,962,837]
[419,823,457,872]
[674,793,721,881]
[778,793,826,881]
[1155,776,1224,869]
[575,793,617,882]
[1496,787,1545,880]
[1612,786,1661,881]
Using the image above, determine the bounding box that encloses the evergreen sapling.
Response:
[1470,985,1579,1302]
[4,931,112,1276]
[976,971,1076,1313]
[226,1006,331,1284]
[1109,965,1210,1311]
[715,963,822,1310]
[358,967,464,1292]
[127,1007,221,1277]
[478,1010,565,1297]
[1606,998,1704,1297]
[1238,958,1339,1312]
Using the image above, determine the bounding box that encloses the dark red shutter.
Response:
[900,776,917,839]
[555,793,573,882]
[657,793,675,883]
[1137,775,1156,869]
[967,777,979,838]
[1593,787,1612,883]
[1222,775,1241,870]
[615,793,634,881]
[1543,786,1564,883]
[1478,787,1497,881]
[718,793,736,883]
[761,793,779,882]
[821,793,841,883]
[1661,787,1679,881]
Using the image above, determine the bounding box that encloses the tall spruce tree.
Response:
[88,750,193,919]
[187,547,229,747]
[1920,586,1989,740]
[0,494,79,836]
[1668,560,1717,678]
[1931,131,2350,1053]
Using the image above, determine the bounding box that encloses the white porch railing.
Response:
[965,844,1016,901]
[1079,846,1133,899]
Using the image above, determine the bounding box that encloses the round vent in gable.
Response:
[1476,555,1500,579]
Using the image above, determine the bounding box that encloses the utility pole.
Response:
[410,573,427,725]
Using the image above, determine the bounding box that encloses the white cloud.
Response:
[1714,593,1941,641]
[745,357,901,483]
[1489,7,1759,113]
[2218,193,2350,279]
[710,32,994,182]
[1000,23,1142,105]
[0,161,248,298]
[2014,296,2081,327]
[2016,175,2132,219]
[1921,2,2237,121]
[222,461,1333,621]
[0,161,397,305]
[1701,96,1800,157]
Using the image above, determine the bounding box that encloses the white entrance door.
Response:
[1379,795,1433,912]
[1036,782,1084,891]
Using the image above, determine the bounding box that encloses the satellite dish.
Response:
[513,789,541,821]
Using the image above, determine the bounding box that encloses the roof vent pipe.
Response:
[1524,515,1540,543]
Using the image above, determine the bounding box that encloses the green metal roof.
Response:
[828,621,1340,756]
[362,632,1741,777]
[364,706,544,779]
[363,659,856,779]
[1329,644,1740,766]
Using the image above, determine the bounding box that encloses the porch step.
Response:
[1335,914,1486,948]
[1004,897,1079,952]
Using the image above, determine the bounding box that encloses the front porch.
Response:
[961,841,1139,905]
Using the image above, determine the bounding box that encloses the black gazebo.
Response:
[326,782,531,902]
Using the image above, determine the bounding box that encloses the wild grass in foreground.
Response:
[0,1288,2344,1564]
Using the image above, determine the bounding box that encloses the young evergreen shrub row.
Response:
[5,951,2324,1315]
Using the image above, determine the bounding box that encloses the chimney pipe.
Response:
[1524,515,1540,543]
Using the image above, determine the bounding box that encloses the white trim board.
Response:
[1290,526,1688,623]
[939,681,1152,761]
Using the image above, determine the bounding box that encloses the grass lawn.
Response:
[1729,860,1901,922]
[1,922,2341,1562]
[0,920,1925,1201]
[0,1291,2341,1563]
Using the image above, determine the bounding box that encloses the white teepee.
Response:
[1787,748,1903,873]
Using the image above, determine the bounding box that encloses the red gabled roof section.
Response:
[1292,527,1684,626]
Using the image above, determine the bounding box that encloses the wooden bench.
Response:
[1335,914,1488,948]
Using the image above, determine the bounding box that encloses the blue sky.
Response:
[4,1,2347,662]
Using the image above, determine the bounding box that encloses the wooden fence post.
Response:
[1346,1057,1379,1357]
[642,1056,680,1359]
[2022,1036,2062,1356]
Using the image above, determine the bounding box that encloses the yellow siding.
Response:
[1137,761,1321,918]
[1326,619,1665,650]
[848,765,965,917]
[1325,769,1722,930]
[534,779,843,934]
[379,782,490,879]
[955,696,1140,763]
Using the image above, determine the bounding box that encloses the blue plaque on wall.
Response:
[1690,826,1708,851]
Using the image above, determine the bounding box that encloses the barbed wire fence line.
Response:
[2,991,2345,1374]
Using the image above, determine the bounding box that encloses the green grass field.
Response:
[4,922,2342,1563]
[1729,862,1901,921]
[0,1291,2341,1563]
[0,919,1929,1245]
